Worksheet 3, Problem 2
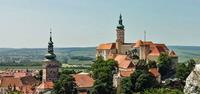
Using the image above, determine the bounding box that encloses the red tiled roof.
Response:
[143,41,154,46]
[148,44,169,56]
[134,40,154,47]
[133,40,170,57]
[37,81,54,89]
[97,43,116,50]
[14,72,28,78]
[119,69,133,77]
[0,77,23,87]
[74,73,94,88]
[149,68,160,77]
[114,55,134,69]
[22,85,34,94]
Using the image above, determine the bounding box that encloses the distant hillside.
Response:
[0,47,96,64]
[168,46,200,62]
[0,46,199,63]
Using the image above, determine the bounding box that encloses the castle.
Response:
[96,14,178,63]
[96,15,178,85]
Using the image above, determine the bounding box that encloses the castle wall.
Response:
[120,44,133,55]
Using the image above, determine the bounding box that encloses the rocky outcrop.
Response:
[184,64,200,94]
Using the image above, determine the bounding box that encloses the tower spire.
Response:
[50,28,52,42]
[119,14,123,25]
[117,14,124,30]
[45,28,56,60]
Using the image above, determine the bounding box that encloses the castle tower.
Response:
[116,14,125,54]
[42,31,60,82]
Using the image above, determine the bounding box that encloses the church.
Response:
[36,32,60,94]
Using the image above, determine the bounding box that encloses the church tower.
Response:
[116,14,125,44]
[42,31,60,82]
[116,14,125,54]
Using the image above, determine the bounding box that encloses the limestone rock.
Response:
[184,64,200,94]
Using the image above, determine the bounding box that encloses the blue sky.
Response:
[0,0,199,48]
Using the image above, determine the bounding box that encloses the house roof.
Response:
[14,72,29,78]
[0,72,14,77]
[114,55,134,69]
[149,68,160,77]
[96,43,116,50]
[74,73,94,88]
[22,85,34,94]
[134,40,171,56]
[133,40,172,57]
[119,69,133,77]
[134,40,154,47]
[0,77,23,87]
[169,50,176,57]
[149,44,169,56]
[37,81,54,89]
[20,76,39,85]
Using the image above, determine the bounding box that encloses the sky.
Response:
[0,0,200,48]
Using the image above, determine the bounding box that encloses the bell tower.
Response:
[116,14,125,54]
[42,31,60,82]
[116,14,125,44]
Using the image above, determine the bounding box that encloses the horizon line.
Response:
[0,45,200,49]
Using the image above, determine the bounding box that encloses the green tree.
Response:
[91,58,118,79]
[157,53,173,79]
[91,72,113,94]
[148,60,157,69]
[176,59,196,81]
[91,58,118,94]
[176,63,189,80]
[120,77,132,94]
[61,69,75,75]
[143,88,183,94]
[135,73,158,92]
[130,68,158,92]
[8,91,21,94]
[130,69,146,90]
[135,59,148,71]
[53,74,75,94]
[187,59,196,72]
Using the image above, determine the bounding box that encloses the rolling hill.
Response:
[0,46,199,64]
